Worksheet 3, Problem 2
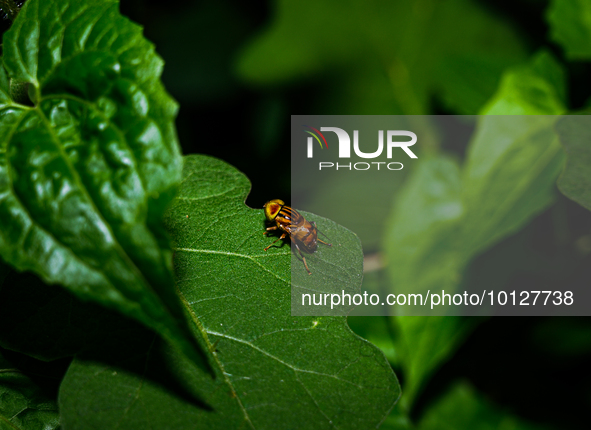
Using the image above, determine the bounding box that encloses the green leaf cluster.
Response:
[0,1,396,428]
[57,155,398,429]
[233,0,591,426]
[3,0,591,429]
[379,51,574,423]
[0,0,212,370]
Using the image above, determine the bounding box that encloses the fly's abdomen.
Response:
[298,226,318,252]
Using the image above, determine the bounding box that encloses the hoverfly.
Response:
[263,199,331,275]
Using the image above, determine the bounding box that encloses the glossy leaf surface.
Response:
[0,0,208,371]
[58,154,400,429]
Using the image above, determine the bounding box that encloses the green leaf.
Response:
[417,382,552,430]
[391,317,482,406]
[383,52,566,405]
[0,0,209,372]
[547,0,591,60]
[385,53,566,297]
[380,381,554,430]
[378,405,414,430]
[556,115,591,211]
[59,154,400,429]
[0,350,60,430]
[479,51,566,115]
[379,156,477,405]
[236,0,527,114]
[462,52,566,256]
[385,156,464,301]
[0,67,11,105]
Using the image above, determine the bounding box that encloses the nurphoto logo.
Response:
[303,126,418,171]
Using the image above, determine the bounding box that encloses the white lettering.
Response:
[321,127,350,158]
[387,162,403,170]
[353,130,384,158]
[387,131,418,158]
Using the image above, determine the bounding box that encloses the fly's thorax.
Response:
[275,214,292,232]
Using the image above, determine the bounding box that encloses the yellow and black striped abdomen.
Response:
[276,205,305,234]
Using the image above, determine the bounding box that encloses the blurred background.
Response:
[97,0,591,428]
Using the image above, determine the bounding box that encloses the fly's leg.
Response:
[311,222,332,246]
[263,226,278,235]
[291,240,312,275]
[264,232,286,251]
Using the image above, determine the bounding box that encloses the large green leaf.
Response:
[0,350,60,430]
[556,115,591,211]
[418,383,551,430]
[59,154,400,429]
[381,382,552,430]
[385,155,464,303]
[236,0,526,114]
[0,66,11,104]
[383,52,566,406]
[385,53,566,298]
[0,0,209,371]
[547,0,591,60]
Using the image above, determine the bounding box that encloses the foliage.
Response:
[556,115,591,211]
[382,52,566,406]
[236,0,527,115]
[547,0,591,60]
[1,0,591,429]
[0,350,60,430]
[0,0,399,428]
[380,382,553,430]
[57,154,398,429]
[0,0,210,372]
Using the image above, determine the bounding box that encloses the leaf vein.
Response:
[207,331,363,388]
[173,248,290,284]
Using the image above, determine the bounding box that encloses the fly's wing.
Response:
[280,206,318,252]
[291,225,318,254]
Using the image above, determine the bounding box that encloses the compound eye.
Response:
[264,200,283,221]
[268,203,281,218]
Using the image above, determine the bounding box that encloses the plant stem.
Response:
[0,0,19,21]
